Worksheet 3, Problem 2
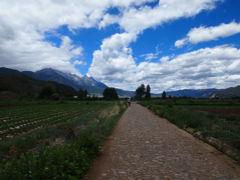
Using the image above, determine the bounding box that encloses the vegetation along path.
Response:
[85,103,240,179]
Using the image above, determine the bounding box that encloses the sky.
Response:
[0,0,240,93]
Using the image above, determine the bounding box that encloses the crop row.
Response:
[0,110,74,128]
[0,106,78,119]
[0,109,86,140]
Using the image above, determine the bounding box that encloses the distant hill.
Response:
[23,68,108,94]
[210,85,240,98]
[0,67,22,77]
[0,67,77,99]
[23,68,135,96]
[1,67,134,97]
[167,89,219,98]
[2,67,239,99]
[115,88,135,97]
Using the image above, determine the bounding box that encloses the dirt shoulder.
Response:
[85,103,240,180]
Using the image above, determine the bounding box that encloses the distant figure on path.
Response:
[127,98,131,107]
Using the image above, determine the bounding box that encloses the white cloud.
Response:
[175,21,240,47]
[175,38,187,48]
[119,0,219,33]
[88,32,137,89]
[89,39,240,92]
[0,25,83,75]
[0,0,152,73]
[159,56,170,62]
[99,14,120,29]
[73,60,87,66]
[88,0,221,90]
[135,45,240,92]
[141,47,161,61]
[89,44,240,92]
[1,0,234,92]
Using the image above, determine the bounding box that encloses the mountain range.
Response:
[22,68,108,94]
[210,86,240,98]
[167,89,219,98]
[0,67,134,97]
[22,68,134,96]
[0,67,239,98]
[0,67,77,99]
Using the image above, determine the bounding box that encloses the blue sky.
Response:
[0,0,240,92]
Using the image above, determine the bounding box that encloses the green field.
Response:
[140,99,240,161]
[0,101,126,179]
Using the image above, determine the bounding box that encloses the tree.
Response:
[135,84,145,99]
[103,88,118,100]
[52,93,60,100]
[162,91,167,99]
[78,89,88,99]
[145,85,151,98]
[39,86,54,99]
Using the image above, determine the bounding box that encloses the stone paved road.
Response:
[85,103,240,180]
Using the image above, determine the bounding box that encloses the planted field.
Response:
[0,102,103,140]
[0,101,126,179]
[167,99,240,116]
[140,99,240,162]
[189,107,240,116]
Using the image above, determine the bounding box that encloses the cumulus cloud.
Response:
[136,45,240,92]
[88,0,221,90]
[141,47,161,61]
[175,38,188,48]
[89,39,240,92]
[89,44,240,92]
[99,14,120,29]
[0,0,152,73]
[88,32,138,89]
[159,56,170,62]
[175,21,240,47]
[1,0,232,92]
[0,24,83,75]
[73,60,87,66]
[119,0,219,33]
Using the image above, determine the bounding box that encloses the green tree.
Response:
[145,85,151,98]
[52,93,60,100]
[135,84,145,99]
[103,88,118,100]
[39,86,54,99]
[78,90,88,99]
[162,91,167,99]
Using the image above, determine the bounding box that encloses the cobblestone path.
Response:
[85,103,240,180]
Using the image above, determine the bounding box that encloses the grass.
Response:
[0,100,127,179]
[140,99,240,161]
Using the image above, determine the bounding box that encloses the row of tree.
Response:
[103,84,154,100]
[77,84,166,100]
[40,85,167,100]
[135,84,168,99]
[135,84,151,99]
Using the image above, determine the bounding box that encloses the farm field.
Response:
[189,107,240,116]
[140,99,240,162]
[0,101,106,140]
[0,100,126,179]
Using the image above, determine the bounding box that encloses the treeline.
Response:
[135,84,168,99]
[135,84,151,99]
[39,84,169,101]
